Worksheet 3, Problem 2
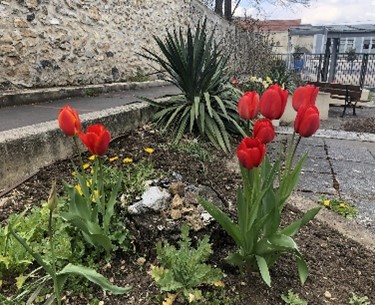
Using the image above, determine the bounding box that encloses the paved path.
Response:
[0,84,180,132]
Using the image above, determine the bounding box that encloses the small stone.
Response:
[170,194,183,209]
[14,18,29,28]
[170,209,182,220]
[49,18,60,25]
[324,291,332,299]
[169,181,185,196]
[136,257,146,266]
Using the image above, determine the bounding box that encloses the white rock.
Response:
[127,186,170,215]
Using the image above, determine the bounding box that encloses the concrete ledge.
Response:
[0,101,156,191]
[0,80,169,108]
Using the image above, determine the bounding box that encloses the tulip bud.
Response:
[294,105,320,137]
[47,180,58,211]
[238,91,259,120]
[237,137,266,170]
[292,85,319,111]
[79,124,111,156]
[259,84,288,120]
[58,105,81,136]
[253,118,275,144]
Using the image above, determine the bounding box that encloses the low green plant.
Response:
[281,289,308,305]
[0,202,73,283]
[140,19,244,152]
[150,224,223,303]
[121,159,154,204]
[9,183,131,305]
[319,196,358,219]
[349,292,371,305]
[173,138,211,162]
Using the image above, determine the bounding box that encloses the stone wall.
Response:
[0,0,239,89]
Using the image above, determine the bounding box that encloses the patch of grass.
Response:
[319,196,358,219]
[128,68,150,82]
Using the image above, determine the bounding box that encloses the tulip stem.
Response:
[73,136,85,171]
[48,210,61,305]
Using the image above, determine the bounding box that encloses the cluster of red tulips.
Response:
[57,105,111,156]
[237,84,320,169]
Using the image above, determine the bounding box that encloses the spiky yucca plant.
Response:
[141,19,244,152]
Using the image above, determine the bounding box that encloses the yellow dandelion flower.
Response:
[323,200,330,207]
[88,155,96,161]
[123,157,133,163]
[144,147,154,154]
[339,203,347,208]
[83,163,90,170]
[109,156,119,162]
[91,190,99,203]
[75,184,83,196]
[71,171,76,176]
[212,281,225,287]
[86,179,93,187]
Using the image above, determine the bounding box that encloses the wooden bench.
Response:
[308,82,362,117]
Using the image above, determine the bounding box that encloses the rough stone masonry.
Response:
[0,0,237,89]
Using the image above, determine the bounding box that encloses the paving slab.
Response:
[325,138,375,163]
[331,160,375,198]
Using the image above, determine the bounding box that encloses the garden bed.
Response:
[1,126,374,305]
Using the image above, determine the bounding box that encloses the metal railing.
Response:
[274,53,375,89]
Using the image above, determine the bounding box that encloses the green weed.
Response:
[319,196,358,219]
[150,224,223,304]
[281,289,308,305]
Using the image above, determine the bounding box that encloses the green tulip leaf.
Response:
[57,264,131,294]
[255,255,271,287]
[281,207,321,237]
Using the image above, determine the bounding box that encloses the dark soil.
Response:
[1,114,375,304]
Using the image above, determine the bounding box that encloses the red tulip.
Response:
[238,91,259,120]
[237,137,266,170]
[259,84,288,120]
[58,105,81,136]
[294,105,320,137]
[292,85,319,111]
[253,118,275,144]
[79,124,111,156]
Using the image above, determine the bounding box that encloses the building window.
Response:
[363,39,370,49]
[347,39,354,50]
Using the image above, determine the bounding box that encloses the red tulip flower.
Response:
[292,85,319,111]
[253,118,275,144]
[237,137,266,170]
[58,105,81,136]
[238,91,259,120]
[294,105,320,137]
[79,124,111,156]
[259,84,288,120]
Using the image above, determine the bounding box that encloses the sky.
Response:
[234,0,375,25]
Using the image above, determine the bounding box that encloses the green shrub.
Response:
[141,19,244,152]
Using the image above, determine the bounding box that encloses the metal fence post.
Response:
[359,53,369,88]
